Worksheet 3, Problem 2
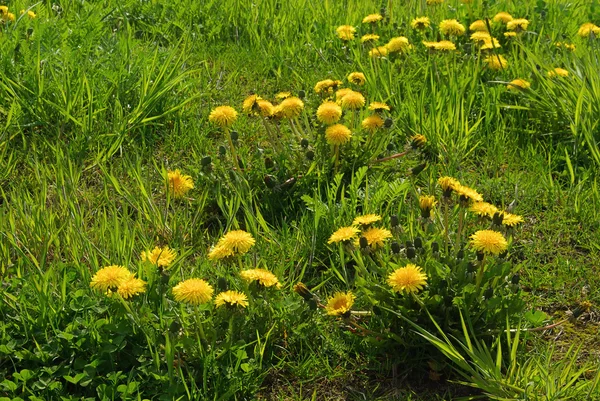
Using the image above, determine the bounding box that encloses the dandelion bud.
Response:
[218,145,227,156]
[414,237,423,249]
[306,150,315,160]
[484,287,494,299]
[359,236,369,249]
[391,241,401,254]
[511,274,520,285]
[390,215,399,227]
[300,138,309,148]
[573,301,593,318]
[431,242,439,253]
[201,156,212,166]
[406,246,416,259]
[457,249,464,259]
[476,251,485,261]
[298,90,306,99]
[384,117,393,128]
[293,282,313,301]
[411,163,427,176]
[230,130,239,141]
[467,262,477,273]
[405,240,413,249]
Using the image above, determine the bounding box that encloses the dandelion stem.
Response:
[225,128,240,171]
[333,145,340,174]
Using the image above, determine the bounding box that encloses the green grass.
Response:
[1,0,600,400]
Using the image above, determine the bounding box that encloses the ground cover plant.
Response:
[1,0,600,399]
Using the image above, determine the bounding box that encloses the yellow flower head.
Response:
[3,11,15,21]
[316,101,343,125]
[328,226,360,244]
[0,6,7,14]
[20,9,36,19]
[432,40,456,51]
[215,230,256,255]
[423,41,437,49]
[325,292,355,316]
[427,0,444,4]
[506,18,529,32]
[439,19,466,36]
[352,214,382,227]
[348,72,366,85]
[215,290,249,308]
[454,185,483,203]
[173,278,214,305]
[469,201,498,218]
[502,212,524,227]
[207,245,235,260]
[369,46,389,58]
[325,124,352,145]
[493,12,513,24]
[275,91,292,100]
[470,31,492,43]
[167,169,194,198]
[438,176,461,195]
[141,246,177,268]
[240,268,281,288]
[361,114,385,132]
[336,25,356,41]
[504,32,517,38]
[410,134,428,149]
[555,42,576,51]
[485,55,508,70]
[314,79,342,94]
[279,96,304,118]
[90,265,133,292]
[388,264,428,293]
[470,230,508,255]
[469,20,489,32]
[386,36,411,53]
[335,88,353,102]
[209,106,238,128]
[242,94,261,114]
[359,227,392,249]
[419,195,437,218]
[368,102,390,113]
[361,34,380,43]
[411,17,431,30]
[117,276,147,299]
[362,13,383,24]
[548,68,569,78]
[256,99,274,117]
[578,22,600,38]
[507,79,531,92]
[340,91,365,110]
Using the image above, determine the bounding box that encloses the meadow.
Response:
[1,0,600,399]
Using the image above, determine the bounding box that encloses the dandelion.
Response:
[215,290,249,308]
[502,212,524,227]
[90,265,133,292]
[167,169,194,198]
[368,102,390,112]
[426,0,443,4]
[314,79,342,94]
[388,264,428,294]
[3,11,14,21]
[361,115,384,131]
[360,227,392,249]
[439,19,466,36]
[386,36,411,53]
[256,100,274,117]
[240,268,281,288]
[328,226,360,244]
[173,278,214,305]
[493,12,513,24]
[0,6,7,14]
[438,176,460,196]
[469,202,498,218]
[507,79,531,92]
[578,22,600,38]
[433,40,456,51]
[548,68,569,78]
[141,246,177,268]
[275,91,292,100]
[279,97,304,118]
[215,230,256,255]
[325,292,355,316]
[117,276,147,299]
[207,245,235,260]
[353,214,382,227]
[555,42,576,51]
[480,38,502,50]
[470,230,508,255]
[410,134,427,149]
[335,88,353,102]
[369,46,389,58]
[470,31,492,43]
[455,185,483,203]
[325,124,352,145]
[470,20,489,32]
[506,18,529,32]
[209,106,237,128]
[504,32,517,38]
[340,91,365,110]
[336,25,356,41]
[361,34,380,43]
[362,14,383,24]
[411,17,431,30]
[419,195,437,218]
[347,72,366,85]
[316,101,343,125]
[242,94,261,114]
[20,9,36,19]
[485,55,508,70]
[423,41,437,50]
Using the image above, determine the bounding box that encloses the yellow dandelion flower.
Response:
[470,201,498,218]
[362,13,383,24]
[485,55,508,70]
[279,97,304,118]
[272,104,286,120]
[369,46,389,58]
[336,25,356,41]
[167,169,194,198]
[470,31,492,43]
[469,20,489,32]
[504,31,517,38]
[20,9,36,19]
[470,230,508,255]
[4,12,15,21]
[438,176,460,195]
[410,134,427,149]
[242,94,261,114]
[361,34,380,43]
[388,264,428,293]
[555,42,576,51]
[328,226,360,244]
[316,101,343,125]
[207,245,235,260]
[353,214,382,226]
[325,124,352,145]
[439,19,466,36]
[502,212,524,227]
[578,22,600,38]
[240,268,281,288]
[493,12,513,24]
[368,102,390,112]
[507,79,531,92]
[419,195,437,218]
[433,40,456,51]
[314,79,342,94]
[361,114,384,131]
[427,0,444,4]
[335,88,353,102]
[90,265,133,292]
[360,227,392,249]
[215,290,249,308]
[411,17,430,30]
[423,41,437,49]
[0,6,8,14]
[209,106,238,128]
[455,185,483,202]
[506,18,529,31]
[548,68,569,78]
[340,91,365,110]
[172,278,214,305]
[347,72,366,85]
[480,38,502,50]
[256,99,274,117]
[117,276,147,299]
[141,246,177,268]
[275,91,292,100]
[215,230,256,255]
[325,292,355,316]
[386,36,411,53]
